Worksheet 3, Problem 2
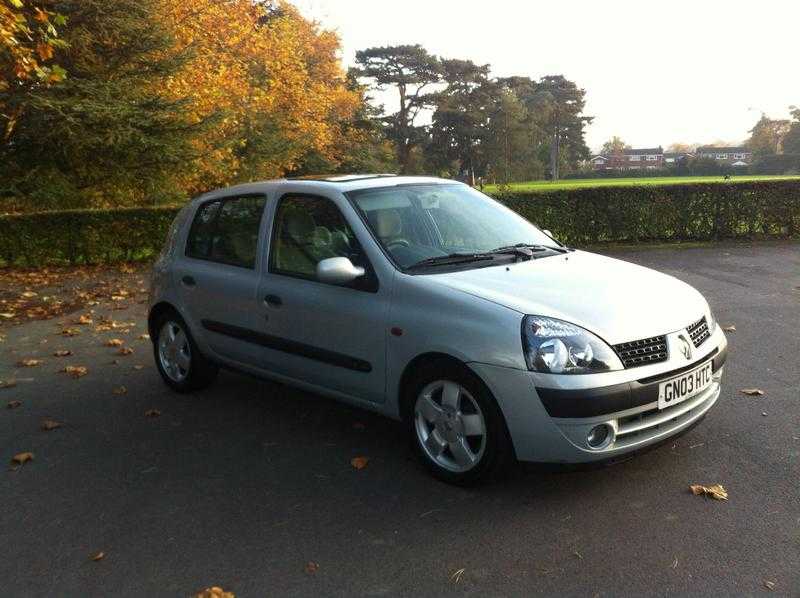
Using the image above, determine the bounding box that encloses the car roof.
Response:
[194,175,459,202]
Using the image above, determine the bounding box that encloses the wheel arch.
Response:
[397,352,476,422]
[147,301,180,340]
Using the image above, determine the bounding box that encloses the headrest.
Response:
[375,209,402,238]
[284,210,315,241]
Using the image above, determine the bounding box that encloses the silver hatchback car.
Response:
[149,175,727,484]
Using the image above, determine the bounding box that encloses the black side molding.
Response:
[201,320,372,373]
[537,346,726,419]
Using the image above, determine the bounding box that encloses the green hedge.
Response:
[494,180,800,245]
[1,180,798,266]
[0,206,181,266]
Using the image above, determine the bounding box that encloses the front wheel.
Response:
[153,311,218,392]
[407,361,515,485]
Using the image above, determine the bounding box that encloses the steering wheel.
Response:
[386,239,411,251]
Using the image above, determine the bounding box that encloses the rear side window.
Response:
[186,195,266,269]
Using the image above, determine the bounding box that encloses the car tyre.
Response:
[405,359,515,485]
[152,310,218,393]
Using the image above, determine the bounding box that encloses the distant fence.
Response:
[1,180,798,266]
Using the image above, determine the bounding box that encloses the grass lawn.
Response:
[485,174,800,193]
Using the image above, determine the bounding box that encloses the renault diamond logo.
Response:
[678,334,692,360]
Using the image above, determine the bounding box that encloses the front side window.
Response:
[270,195,367,279]
[186,195,266,268]
[350,184,556,270]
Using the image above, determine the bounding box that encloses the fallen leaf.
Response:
[17,358,43,367]
[194,587,235,598]
[762,412,768,417]
[350,456,369,470]
[304,561,319,575]
[105,338,124,347]
[0,380,18,390]
[145,409,161,418]
[110,295,126,302]
[90,551,105,562]
[7,400,22,409]
[722,325,736,332]
[20,291,38,299]
[689,483,728,500]
[113,385,127,395]
[764,580,776,591]
[41,419,62,431]
[133,365,144,371]
[61,328,80,337]
[138,333,150,340]
[117,347,134,356]
[76,314,93,325]
[0,312,15,319]
[53,349,72,357]
[63,366,88,379]
[739,388,764,396]
[573,550,583,560]
[11,452,33,466]
[450,568,465,584]
[672,557,678,569]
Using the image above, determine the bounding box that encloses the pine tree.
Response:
[0,0,207,209]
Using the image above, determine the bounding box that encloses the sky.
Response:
[295,0,799,153]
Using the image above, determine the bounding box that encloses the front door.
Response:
[256,193,389,404]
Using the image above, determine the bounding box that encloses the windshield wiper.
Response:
[407,252,495,270]
[489,243,569,255]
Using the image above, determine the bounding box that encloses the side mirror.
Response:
[543,229,554,239]
[316,257,366,286]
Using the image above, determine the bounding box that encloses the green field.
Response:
[485,174,800,193]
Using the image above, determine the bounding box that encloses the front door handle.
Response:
[264,294,283,307]
[181,275,196,288]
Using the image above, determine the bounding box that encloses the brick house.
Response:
[695,146,752,167]
[591,147,664,171]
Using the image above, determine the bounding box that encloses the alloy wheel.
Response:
[414,380,487,473]
[158,320,191,383]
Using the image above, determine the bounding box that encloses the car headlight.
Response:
[521,315,623,374]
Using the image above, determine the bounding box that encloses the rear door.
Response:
[255,192,390,404]
[173,194,268,367]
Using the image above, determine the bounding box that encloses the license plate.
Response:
[658,361,713,410]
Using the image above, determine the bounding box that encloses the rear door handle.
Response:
[264,294,282,307]
[181,275,196,288]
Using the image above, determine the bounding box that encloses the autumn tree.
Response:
[601,136,629,156]
[1,0,66,140]
[747,113,791,156]
[164,0,362,192]
[290,70,397,175]
[354,44,442,173]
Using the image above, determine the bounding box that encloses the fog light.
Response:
[587,424,613,449]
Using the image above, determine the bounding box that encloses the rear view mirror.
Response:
[316,257,365,286]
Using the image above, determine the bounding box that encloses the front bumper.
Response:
[469,328,727,464]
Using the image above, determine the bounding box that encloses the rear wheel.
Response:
[152,311,218,392]
[406,360,514,485]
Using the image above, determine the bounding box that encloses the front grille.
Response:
[687,316,709,348]
[613,335,668,368]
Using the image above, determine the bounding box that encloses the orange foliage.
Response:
[161,0,360,193]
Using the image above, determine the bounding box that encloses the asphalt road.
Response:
[2,242,799,597]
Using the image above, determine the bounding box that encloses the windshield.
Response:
[349,184,557,269]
